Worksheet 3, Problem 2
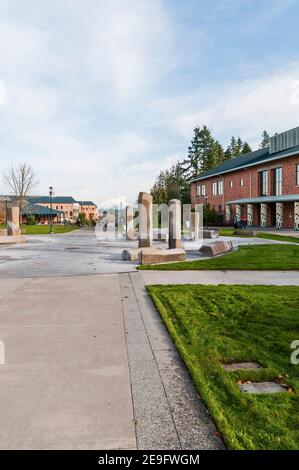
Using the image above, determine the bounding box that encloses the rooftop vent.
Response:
[269,126,299,154]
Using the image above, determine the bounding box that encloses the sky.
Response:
[0,0,299,207]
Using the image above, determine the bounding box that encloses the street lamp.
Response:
[49,186,54,234]
[204,195,208,229]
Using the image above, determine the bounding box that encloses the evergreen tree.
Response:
[181,126,216,178]
[260,130,270,148]
[242,142,252,154]
[235,137,243,156]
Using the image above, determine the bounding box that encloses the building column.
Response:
[276,202,284,229]
[294,202,299,231]
[225,204,231,224]
[247,204,253,227]
[260,203,268,228]
[235,204,241,222]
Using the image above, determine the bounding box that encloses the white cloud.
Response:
[173,63,299,147]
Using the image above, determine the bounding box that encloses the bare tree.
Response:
[3,163,37,221]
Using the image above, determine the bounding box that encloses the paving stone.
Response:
[223,362,262,372]
[239,382,287,394]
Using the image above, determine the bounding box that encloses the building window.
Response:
[274,167,282,196]
[297,164,299,186]
[230,181,233,188]
[218,180,223,195]
[196,185,200,196]
[260,170,269,196]
[240,178,244,187]
[197,185,206,196]
[212,182,217,196]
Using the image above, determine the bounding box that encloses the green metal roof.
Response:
[22,204,64,216]
[227,194,299,205]
[77,200,97,206]
[191,144,299,182]
[29,196,77,204]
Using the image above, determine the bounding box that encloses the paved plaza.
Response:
[0,228,297,449]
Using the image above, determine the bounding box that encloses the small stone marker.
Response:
[122,247,162,261]
[239,382,287,394]
[139,248,186,265]
[199,240,233,257]
[203,229,219,239]
[234,229,257,237]
[223,362,262,372]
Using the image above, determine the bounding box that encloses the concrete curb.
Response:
[119,272,224,450]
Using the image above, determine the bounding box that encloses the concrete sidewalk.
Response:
[140,270,299,286]
[0,275,136,449]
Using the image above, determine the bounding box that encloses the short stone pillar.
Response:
[260,203,268,228]
[294,202,299,230]
[225,205,231,224]
[138,192,153,248]
[189,211,200,241]
[247,204,253,227]
[7,206,21,236]
[168,199,181,249]
[276,202,284,229]
[235,204,241,222]
[125,206,134,240]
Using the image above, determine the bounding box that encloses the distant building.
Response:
[77,201,99,222]
[0,195,98,225]
[28,196,80,224]
[191,127,299,230]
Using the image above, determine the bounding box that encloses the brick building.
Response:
[191,127,299,230]
[29,196,80,224]
[77,201,99,222]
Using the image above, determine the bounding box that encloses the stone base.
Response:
[0,229,8,236]
[203,230,219,239]
[234,229,257,237]
[122,247,162,261]
[0,235,27,245]
[139,248,186,265]
[199,241,233,257]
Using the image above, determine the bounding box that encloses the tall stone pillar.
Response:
[260,203,268,228]
[125,206,134,240]
[276,202,284,229]
[189,211,200,241]
[235,204,241,222]
[138,192,153,248]
[247,204,253,227]
[7,206,21,236]
[294,202,299,230]
[225,205,231,224]
[168,199,181,249]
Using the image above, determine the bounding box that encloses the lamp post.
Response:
[204,195,208,229]
[49,186,54,234]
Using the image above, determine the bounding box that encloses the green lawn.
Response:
[219,228,299,244]
[147,284,299,449]
[21,225,79,235]
[139,244,299,270]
